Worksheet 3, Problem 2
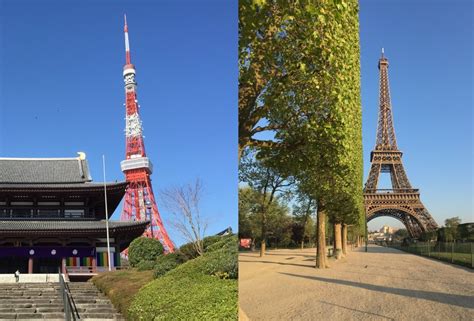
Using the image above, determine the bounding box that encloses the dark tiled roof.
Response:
[0,157,92,184]
[0,220,149,232]
[0,181,128,191]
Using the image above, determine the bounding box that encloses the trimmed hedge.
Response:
[136,260,155,271]
[153,252,187,278]
[128,237,164,267]
[128,235,238,320]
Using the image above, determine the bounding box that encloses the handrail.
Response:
[58,270,80,321]
[66,265,129,274]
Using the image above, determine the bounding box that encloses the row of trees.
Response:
[239,0,364,268]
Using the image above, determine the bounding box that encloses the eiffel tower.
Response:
[364,50,438,238]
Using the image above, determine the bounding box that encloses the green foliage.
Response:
[136,260,156,271]
[239,0,364,241]
[238,186,292,247]
[393,229,409,241]
[128,235,238,320]
[153,252,187,278]
[91,269,154,316]
[128,237,164,267]
[443,217,462,242]
[179,234,228,260]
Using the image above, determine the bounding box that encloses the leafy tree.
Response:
[292,192,316,248]
[393,228,409,241]
[239,0,363,268]
[128,237,164,267]
[444,217,462,242]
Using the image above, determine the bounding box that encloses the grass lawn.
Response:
[91,269,154,315]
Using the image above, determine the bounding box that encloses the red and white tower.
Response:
[120,15,175,252]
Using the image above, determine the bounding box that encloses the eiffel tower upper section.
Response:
[365,49,412,192]
[363,50,438,237]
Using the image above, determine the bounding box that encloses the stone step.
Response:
[79,313,124,319]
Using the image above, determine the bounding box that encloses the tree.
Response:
[239,150,293,257]
[239,187,292,250]
[160,179,208,256]
[128,237,164,267]
[239,0,364,268]
[292,192,316,249]
[444,217,461,242]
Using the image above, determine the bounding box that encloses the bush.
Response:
[136,260,156,271]
[153,252,187,278]
[128,273,237,320]
[178,235,230,260]
[128,235,238,320]
[128,237,164,267]
[178,235,238,279]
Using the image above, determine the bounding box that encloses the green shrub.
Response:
[178,235,231,260]
[198,246,238,279]
[153,252,187,278]
[206,234,236,253]
[128,234,238,320]
[128,273,237,320]
[128,237,164,267]
[136,260,155,271]
[178,242,198,260]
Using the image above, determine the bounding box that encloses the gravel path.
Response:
[239,245,474,321]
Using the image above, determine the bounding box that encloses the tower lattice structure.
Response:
[120,16,175,252]
[363,50,438,238]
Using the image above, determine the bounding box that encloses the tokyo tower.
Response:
[119,15,175,252]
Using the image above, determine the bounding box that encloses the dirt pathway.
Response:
[239,245,474,320]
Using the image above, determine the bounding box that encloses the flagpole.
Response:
[103,155,112,271]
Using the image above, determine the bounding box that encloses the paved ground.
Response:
[239,245,474,321]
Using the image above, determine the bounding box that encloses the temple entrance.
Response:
[33,257,61,273]
[0,257,28,273]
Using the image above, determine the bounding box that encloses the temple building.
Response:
[0,153,148,274]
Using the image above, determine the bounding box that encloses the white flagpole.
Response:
[103,155,112,271]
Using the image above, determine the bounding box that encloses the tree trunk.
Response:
[301,240,304,249]
[342,224,348,255]
[334,223,342,259]
[260,208,267,257]
[260,240,266,257]
[316,207,327,268]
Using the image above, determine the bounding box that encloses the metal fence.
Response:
[387,241,474,269]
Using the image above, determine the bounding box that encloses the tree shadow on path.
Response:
[279,273,474,309]
[318,300,395,320]
[239,260,314,269]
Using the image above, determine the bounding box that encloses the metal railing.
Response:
[364,188,420,194]
[386,241,474,269]
[65,266,129,274]
[58,270,80,321]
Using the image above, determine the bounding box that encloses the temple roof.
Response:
[0,155,92,184]
[0,220,148,233]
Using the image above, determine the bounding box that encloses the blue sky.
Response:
[360,0,473,230]
[0,0,237,245]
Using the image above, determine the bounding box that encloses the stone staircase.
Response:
[68,282,124,320]
[0,282,124,320]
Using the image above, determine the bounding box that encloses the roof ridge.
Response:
[0,157,81,161]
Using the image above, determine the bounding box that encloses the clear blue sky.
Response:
[360,0,473,230]
[0,0,237,245]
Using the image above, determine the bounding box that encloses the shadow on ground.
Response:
[239,260,314,269]
[318,300,395,321]
[279,272,474,309]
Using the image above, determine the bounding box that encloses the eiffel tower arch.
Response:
[363,50,438,238]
